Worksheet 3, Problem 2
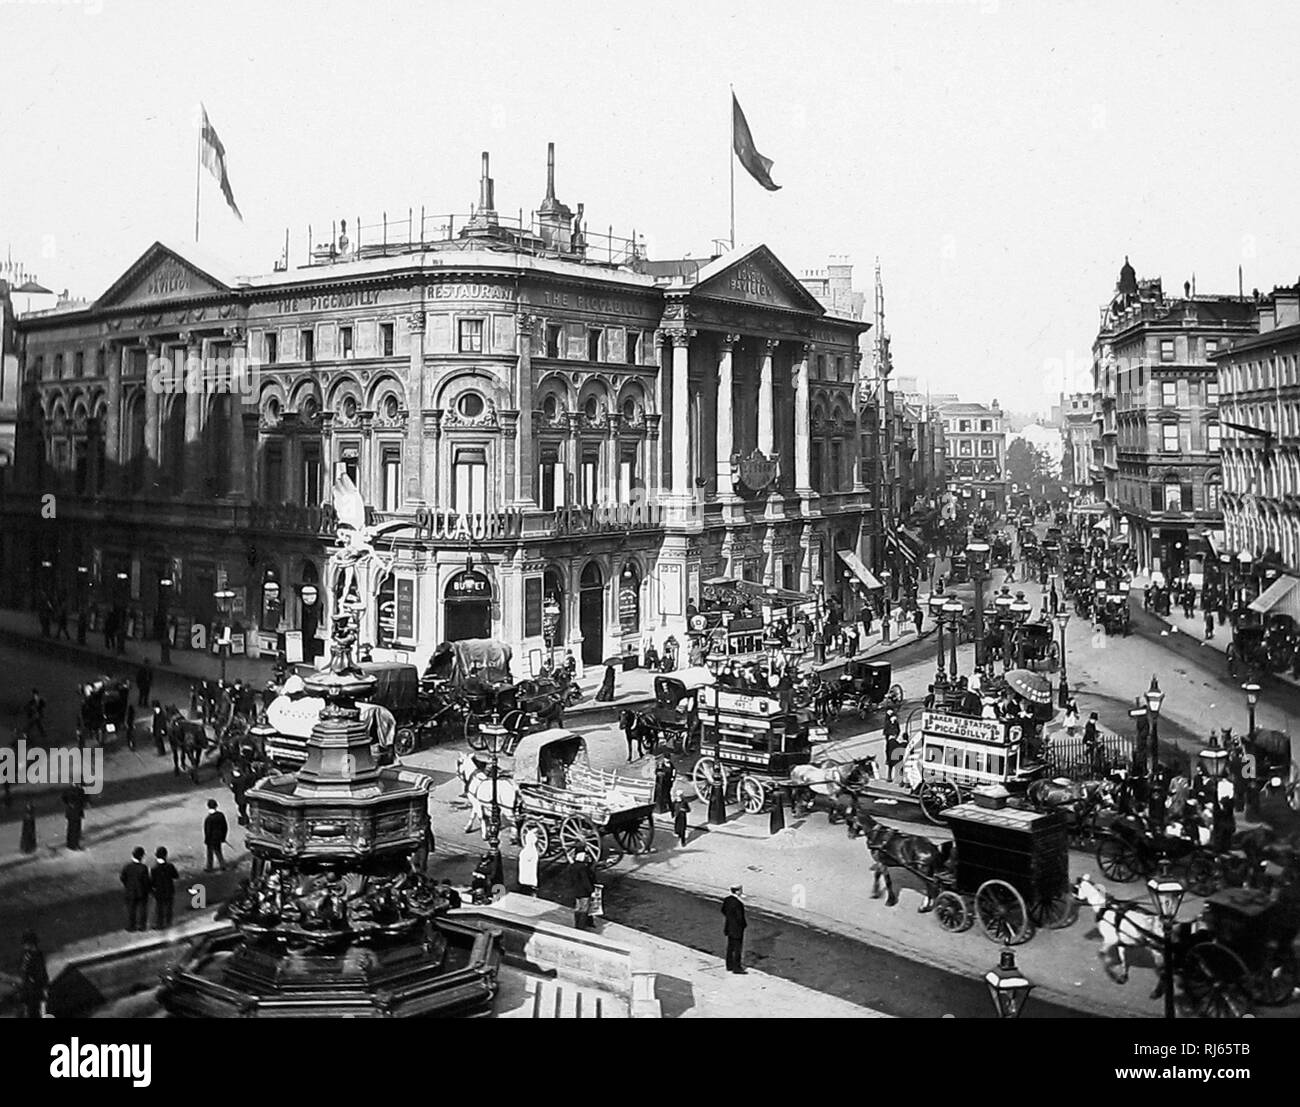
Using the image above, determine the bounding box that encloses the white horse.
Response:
[455,752,518,838]
[1073,874,1165,989]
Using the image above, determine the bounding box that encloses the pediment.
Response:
[96,243,231,309]
[691,245,825,315]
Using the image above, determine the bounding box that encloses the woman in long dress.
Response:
[517,828,539,896]
[20,802,37,853]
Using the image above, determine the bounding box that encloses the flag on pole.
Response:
[199,105,243,221]
[732,92,780,192]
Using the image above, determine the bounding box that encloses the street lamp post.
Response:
[928,592,949,683]
[1054,611,1071,707]
[967,542,991,672]
[158,576,173,666]
[76,565,89,644]
[1242,681,1262,820]
[942,598,964,678]
[478,716,509,868]
[1142,676,1165,782]
[114,571,130,653]
[214,589,236,685]
[985,947,1035,1018]
[1242,681,1259,739]
[1148,868,1186,1019]
[926,551,937,590]
[881,570,893,645]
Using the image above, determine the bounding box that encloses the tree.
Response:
[1006,438,1053,497]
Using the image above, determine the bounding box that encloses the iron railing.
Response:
[1043,730,1133,781]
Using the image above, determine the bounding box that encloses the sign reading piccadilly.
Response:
[921,711,1007,745]
[412,507,524,542]
[539,289,635,315]
[274,289,382,314]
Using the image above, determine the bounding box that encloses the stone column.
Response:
[105,345,123,491]
[667,328,695,496]
[422,410,442,506]
[644,414,662,498]
[183,338,206,496]
[227,328,247,498]
[143,344,160,489]
[715,333,739,495]
[794,342,813,495]
[653,332,670,491]
[407,311,427,501]
[606,414,621,500]
[758,338,777,455]
[515,313,536,505]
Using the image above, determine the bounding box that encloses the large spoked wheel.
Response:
[395,727,417,756]
[918,781,960,825]
[738,774,767,815]
[975,879,1033,945]
[1096,835,1141,884]
[1183,850,1221,898]
[520,818,553,858]
[1028,888,1079,930]
[1287,762,1300,813]
[933,891,973,933]
[465,714,488,751]
[886,684,904,707]
[1182,942,1254,1018]
[559,814,603,865]
[693,757,728,804]
[612,813,656,855]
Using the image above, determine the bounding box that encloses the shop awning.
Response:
[701,577,813,605]
[1073,503,1108,516]
[838,550,884,590]
[885,529,921,565]
[1249,574,1299,616]
[1092,516,1112,532]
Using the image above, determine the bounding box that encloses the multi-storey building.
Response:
[3,148,870,671]
[1092,258,1255,576]
[1060,391,1096,495]
[1215,283,1300,609]
[938,399,1006,509]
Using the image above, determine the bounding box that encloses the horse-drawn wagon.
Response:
[264,668,398,770]
[1241,728,1300,813]
[510,729,657,867]
[833,658,904,720]
[619,668,714,756]
[1099,593,1130,636]
[77,677,134,747]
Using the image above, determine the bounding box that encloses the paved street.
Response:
[4,574,1296,1018]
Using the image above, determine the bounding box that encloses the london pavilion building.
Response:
[4,148,871,673]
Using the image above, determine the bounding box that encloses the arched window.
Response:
[618,562,641,634]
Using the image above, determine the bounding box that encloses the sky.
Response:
[3,0,1300,406]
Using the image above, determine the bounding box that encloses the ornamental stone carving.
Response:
[407,312,425,335]
[665,328,696,348]
[443,398,498,429]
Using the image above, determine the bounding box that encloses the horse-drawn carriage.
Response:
[691,684,819,814]
[1241,728,1300,813]
[1011,620,1059,670]
[1226,612,1269,679]
[617,668,713,757]
[264,667,399,770]
[1099,593,1130,636]
[77,677,134,747]
[830,659,904,720]
[1094,813,1221,896]
[510,729,657,868]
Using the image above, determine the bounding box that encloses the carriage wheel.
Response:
[395,727,417,756]
[1048,643,1060,669]
[918,781,960,825]
[975,879,1033,945]
[886,684,904,707]
[1028,888,1079,930]
[1287,763,1300,813]
[1182,942,1254,1018]
[465,714,489,751]
[1252,956,1298,1007]
[1096,836,1140,884]
[693,757,728,804]
[559,814,603,864]
[738,775,767,815]
[933,891,973,933]
[520,818,553,858]
[1183,851,1221,898]
[613,814,656,855]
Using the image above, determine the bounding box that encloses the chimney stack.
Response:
[545,142,556,202]
[537,141,574,252]
[479,152,496,215]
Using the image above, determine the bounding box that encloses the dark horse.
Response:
[858,813,955,913]
[164,707,212,783]
[619,709,655,760]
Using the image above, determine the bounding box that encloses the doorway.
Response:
[579,561,604,666]
[444,570,492,641]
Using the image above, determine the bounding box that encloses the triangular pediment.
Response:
[96,242,232,309]
[690,245,826,315]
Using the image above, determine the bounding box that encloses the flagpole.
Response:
[194,112,202,244]
[728,86,735,249]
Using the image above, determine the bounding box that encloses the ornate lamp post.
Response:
[214,588,236,685]
[1053,611,1071,707]
[928,592,949,682]
[880,570,893,645]
[1008,595,1033,668]
[1141,676,1165,779]
[926,551,937,589]
[966,542,991,671]
[1242,681,1262,819]
[1242,681,1260,739]
[477,716,510,872]
[1236,550,1253,607]
[942,598,965,678]
[985,947,1034,1018]
[158,575,173,665]
[1148,867,1185,1020]
[76,565,89,643]
[115,571,130,653]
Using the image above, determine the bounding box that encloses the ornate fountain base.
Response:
[159,917,501,1018]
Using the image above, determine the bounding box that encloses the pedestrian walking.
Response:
[912,606,924,636]
[883,709,904,783]
[20,800,37,853]
[169,714,184,776]
[722,885,747,973]
[230,764,252,825]
[595,663,616,703]
[203,798,229,872]
[1204,610,1215,640]
[517,826,539,895]
[23,688,46,745]
[568,848,596,929]
[55,603,70,640]
[151,846,179,928]
[152,701,167,756]
[655,756,675,814]
[18,931,49,1019]
[120,845,151,931]
[136,659,153,708]
[62,783,88,850]
[673,795,691,847]
[1064,701,1079,737]
[1049,583,1059,615]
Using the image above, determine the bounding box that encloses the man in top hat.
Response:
[722,885,747,973]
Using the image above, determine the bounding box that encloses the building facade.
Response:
[938,400,1006,509]
[3,153,870,672]
[1216,283,1300,583]
[1060,391,1096,495]
[1092,258,1255,576]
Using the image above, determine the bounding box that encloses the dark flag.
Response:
[200,105,243,221]
[732,92,780,192]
